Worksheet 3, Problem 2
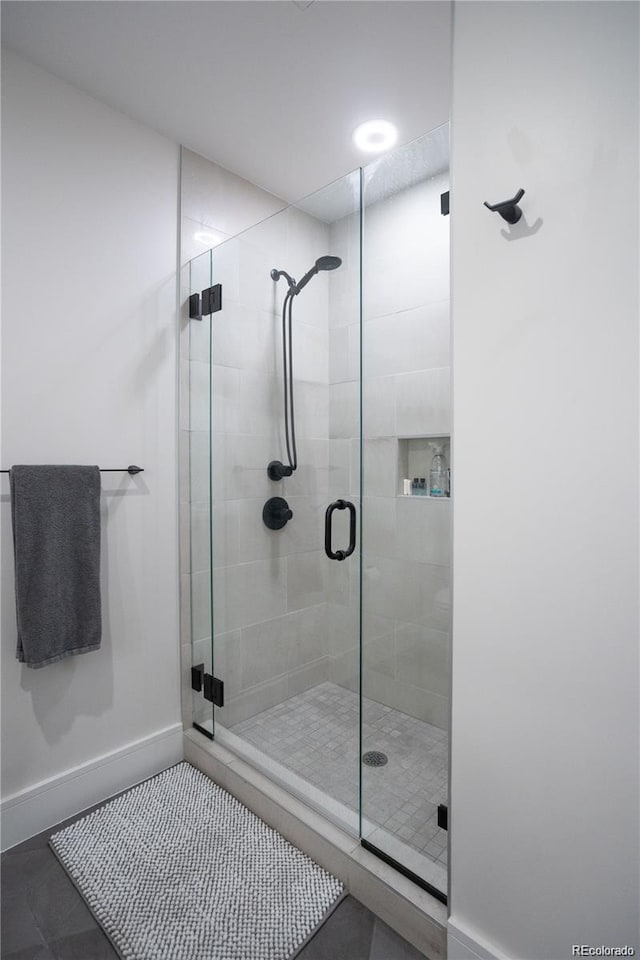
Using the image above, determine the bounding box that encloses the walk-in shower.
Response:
[186,123,451,902]
[268,256,342,483]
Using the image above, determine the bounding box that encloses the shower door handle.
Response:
[325,499,356,561]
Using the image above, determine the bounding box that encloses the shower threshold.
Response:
[194,681,447,897]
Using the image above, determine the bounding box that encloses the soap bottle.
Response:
[429,444,447,498]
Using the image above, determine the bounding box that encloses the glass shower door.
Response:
[192,171,363,838]
[359,126,451,900]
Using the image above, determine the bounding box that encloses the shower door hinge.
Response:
[440,191,450,216]
[191,664,224,707]
[188,293,203,321]
[202,284,222,316]
[188,284,222,321]
[437,803,448,831]
[191,663,204,692]
[204,673,224,707]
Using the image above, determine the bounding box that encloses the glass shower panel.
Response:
[188,248,214,738]
[200,172,363,837]
[360,125,451,898]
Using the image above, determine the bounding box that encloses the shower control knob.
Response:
[263,497,293,530]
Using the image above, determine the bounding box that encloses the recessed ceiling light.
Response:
[194,230,226,247]
[352,120,398,154]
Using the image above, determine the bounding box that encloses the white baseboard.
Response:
[448,917,510,960]
[1,723,183,851]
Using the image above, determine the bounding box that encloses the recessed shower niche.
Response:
[397,436,451,498]
[186,123,451,902]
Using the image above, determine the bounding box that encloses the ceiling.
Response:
[1,1,451,202]
[296,121,449,222]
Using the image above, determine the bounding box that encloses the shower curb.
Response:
[184,729,447,960]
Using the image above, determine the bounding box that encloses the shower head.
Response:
[294,255,342,294]
[270,256,342,295]
[315,256,342,272]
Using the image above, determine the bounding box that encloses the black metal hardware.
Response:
[203,673,224,707]
[202,284,222,316]
[263,496,293,530]
[267,460,294,481]
[437,804,448,831]
[189,292,202,320]
[191,663,204,692]
[268,289,298,482]
[104,466,143,475]
[193,722,214,741]
[440,191,450,216]
[189,284,222,320]
[360,839,447,905]
[1,465,143,475]
[484,188,525,224]
[193,663,224,706]
[324,499,356,561]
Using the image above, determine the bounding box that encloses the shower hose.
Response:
[281,290,297,474]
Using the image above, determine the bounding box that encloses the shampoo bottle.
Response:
[429,444,447,498]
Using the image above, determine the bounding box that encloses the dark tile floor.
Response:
[1,802,427,960]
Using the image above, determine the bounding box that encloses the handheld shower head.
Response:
[294,255,343,294]
[314,256,342,272]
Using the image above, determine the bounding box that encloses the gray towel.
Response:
[10,465,102,668]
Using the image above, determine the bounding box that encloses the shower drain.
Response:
[362,751,388,767]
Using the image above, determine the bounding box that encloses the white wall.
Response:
[450,3,639,958]
[181,147,285,266]
[1,49,182,843]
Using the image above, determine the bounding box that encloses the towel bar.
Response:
[1,465,144,475]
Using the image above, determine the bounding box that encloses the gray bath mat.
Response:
[50,762,345,960]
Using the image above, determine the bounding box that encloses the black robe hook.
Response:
[484,188,525,224]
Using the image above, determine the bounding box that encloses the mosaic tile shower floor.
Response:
[231,682,448,866]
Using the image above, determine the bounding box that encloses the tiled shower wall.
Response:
[326,173,451,729]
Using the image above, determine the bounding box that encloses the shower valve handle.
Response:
[263,497,293,530]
